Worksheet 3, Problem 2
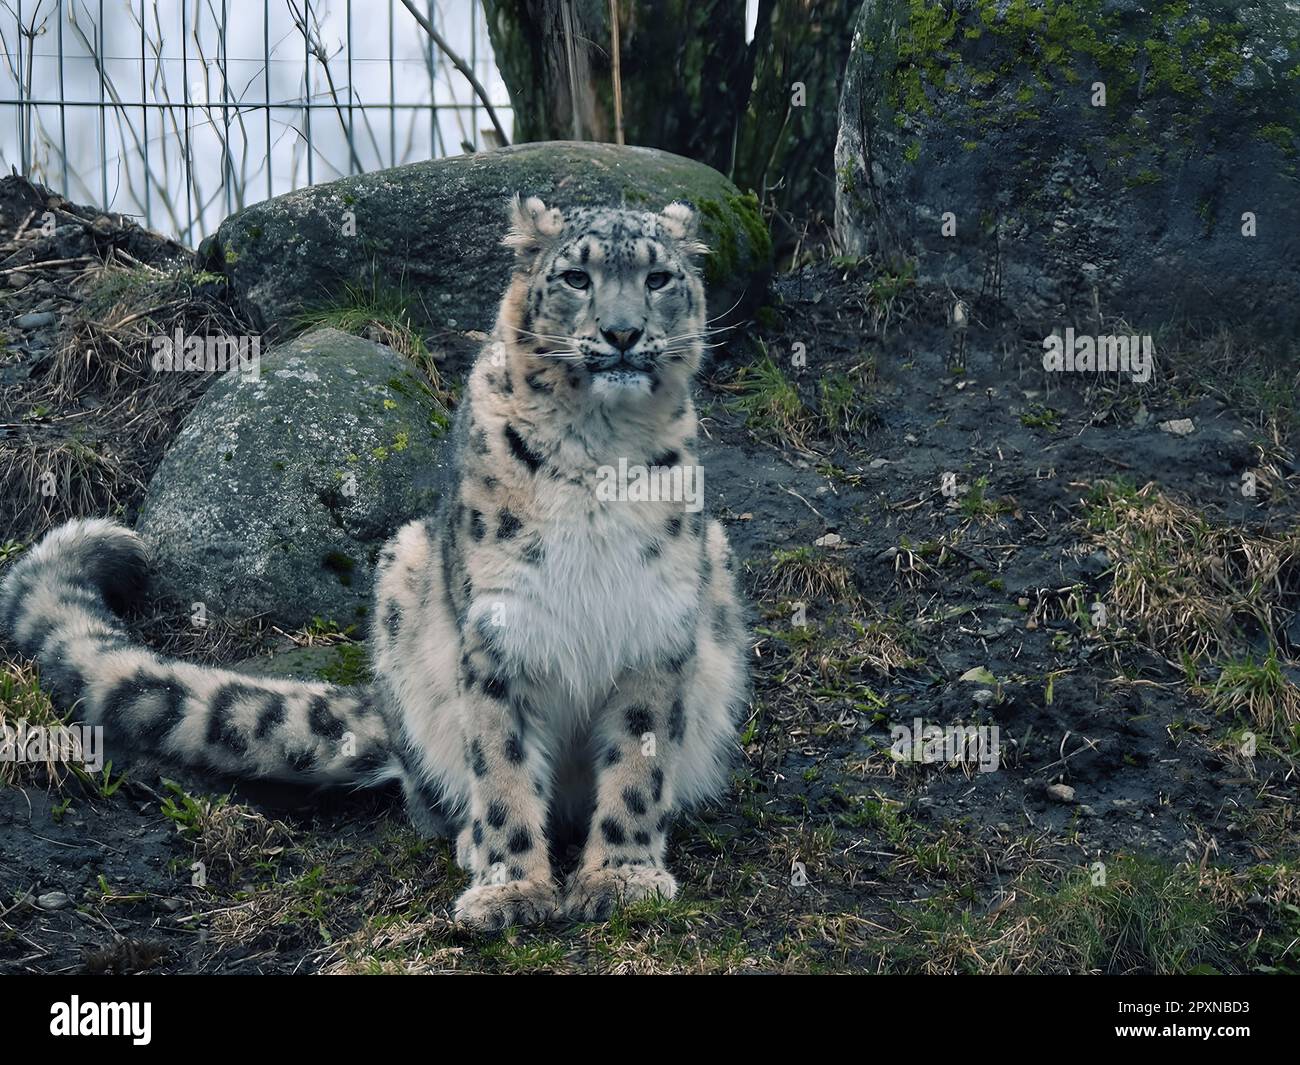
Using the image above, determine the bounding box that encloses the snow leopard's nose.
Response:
[600,325,643,352]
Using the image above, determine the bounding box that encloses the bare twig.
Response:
[398,0,510,147]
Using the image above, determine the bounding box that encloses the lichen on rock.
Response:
[136,327,451,629]
[834,0,1300,333]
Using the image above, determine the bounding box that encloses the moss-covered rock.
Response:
[206,142,772,344]
[136,328,451,628]
[834,0,1300,333]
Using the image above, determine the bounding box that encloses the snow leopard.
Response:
[0,196,751,931]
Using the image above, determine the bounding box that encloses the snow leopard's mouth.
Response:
[588,360,656,397]
[588,354,651,375]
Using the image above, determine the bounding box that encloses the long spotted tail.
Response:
[0,519,393,784]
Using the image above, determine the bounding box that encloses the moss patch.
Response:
[695,192,773,287]
[872,0,1300,153]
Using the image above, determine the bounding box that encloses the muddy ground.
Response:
[2,180,1298,974]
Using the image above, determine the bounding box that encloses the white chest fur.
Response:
[504,481,698,709]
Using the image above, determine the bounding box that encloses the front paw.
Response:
[453,880,559,931]
[563,865,678,922]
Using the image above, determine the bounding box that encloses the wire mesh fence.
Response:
[1,0,513,247]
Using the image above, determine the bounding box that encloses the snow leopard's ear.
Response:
[503,194,564,268]
[658,201,709,257]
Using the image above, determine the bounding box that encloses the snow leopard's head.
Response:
[502,196,709,402]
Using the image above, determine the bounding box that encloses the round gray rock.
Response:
[136,327,450,629]
[204,141,773,344]
[834,0,1300,334]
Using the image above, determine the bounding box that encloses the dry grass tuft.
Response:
[764,546,855,603]
[0,431,144,543]
[1083,480,1300,662]
[1082,479,1300,745]
[0,655,69,787]
[835,614,919,676]
[294,277,453,407]
[161,781,293,884]
[1197,649,1300,744]
[1,263,259,546]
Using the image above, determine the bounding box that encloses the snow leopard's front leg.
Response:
[451,618,558,931]
[564,660,687,920]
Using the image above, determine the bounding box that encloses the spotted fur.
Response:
[0,197,750,931]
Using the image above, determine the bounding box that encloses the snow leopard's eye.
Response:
[646,271,672,291]
[562,270,590,290]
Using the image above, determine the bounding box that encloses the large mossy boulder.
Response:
[205,142,772,337]
[834,0,1300,333]
[136,327,450,629]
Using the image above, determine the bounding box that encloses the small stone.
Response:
[971,689,995,706]
[13,310,56,329]
[36,891,71,910]
[868,458,890,469]
[7,272,31,288]
[814,533,842,548]
[1158,418,1195,436]
[1080,550,1111,577]
[1046,783,1076,804]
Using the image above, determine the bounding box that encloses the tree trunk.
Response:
[483,0,854,240]
[483,0,611,143]
[484,0,751,165]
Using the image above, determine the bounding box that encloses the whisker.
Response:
[659,342,726,358]
[706,294,745,324]
[507,325,584,345]
[658,324,741,344]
